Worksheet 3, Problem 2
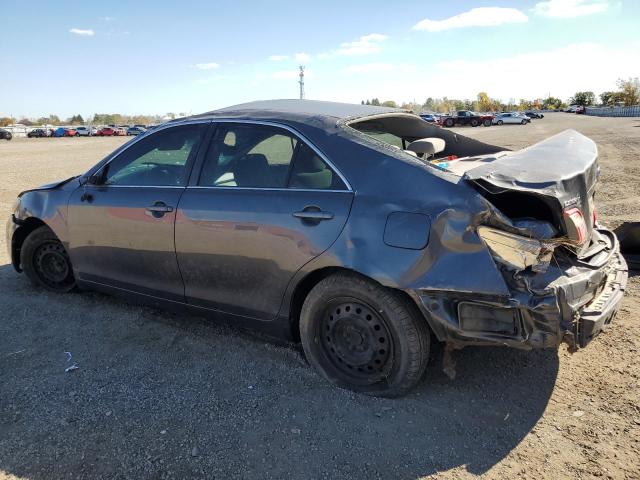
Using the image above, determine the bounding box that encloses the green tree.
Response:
[370,98,380,106]
[0,117,14,127]
[381,100,397,108]
[616,77,640,106]
[569,91,595,106]
[542,96,564,110]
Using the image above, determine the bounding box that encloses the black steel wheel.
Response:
[21,226,76,292]
[320,297,394,383]
[300,272,430,397]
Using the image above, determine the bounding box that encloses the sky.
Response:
[1,0,639,118]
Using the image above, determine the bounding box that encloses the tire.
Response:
[471,119,479,127]
[444,118,454,128]
[521,119,526,125]
[6,132,12,141]
[20,226,76,293]
[497,120,503,125]
[300,272,430,397]
[483,119,491,127]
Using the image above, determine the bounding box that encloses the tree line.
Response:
[0,112,185,128]
[361,77,640,113]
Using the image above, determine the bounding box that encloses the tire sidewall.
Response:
[20,226,76,292]
[300,274,429,396]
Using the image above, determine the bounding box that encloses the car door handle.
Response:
[145,202,174,218]
[146,204,174,213]
[292,208,334,221]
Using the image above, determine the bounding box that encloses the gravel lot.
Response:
[1,115,639,480]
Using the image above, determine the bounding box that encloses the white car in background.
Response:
[492,113,530,125]
[75,126,92,136]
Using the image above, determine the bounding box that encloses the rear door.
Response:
[175,121,353,320]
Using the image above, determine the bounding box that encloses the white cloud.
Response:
[344,63,416,74]
[269,55,289,61]
[335,33,388,56]
[193,62,220,70]
[294,52,311,62]
[413,7,528,32]
[69,28,95,36]
[310,42,639,106]
[532,0,609,18]
[432,42,636,100]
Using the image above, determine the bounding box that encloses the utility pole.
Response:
[298,65,305,100]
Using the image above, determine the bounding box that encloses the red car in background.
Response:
[96,127,118,136]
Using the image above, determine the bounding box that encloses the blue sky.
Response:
[1,0,638,118]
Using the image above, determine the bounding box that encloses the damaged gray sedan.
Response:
[7,100,628,396]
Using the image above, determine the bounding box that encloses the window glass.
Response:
[199,124,297,188]
[198,123,346,190]
[103,124,205,186]
[289,143,347,190]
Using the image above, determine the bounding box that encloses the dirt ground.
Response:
[0,115,639,480]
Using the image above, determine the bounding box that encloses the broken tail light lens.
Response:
[477,226,554,273]
[563,207,588,244]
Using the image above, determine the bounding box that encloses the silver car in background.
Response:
[492,113,531,125]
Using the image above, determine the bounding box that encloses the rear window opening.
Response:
[346,113,504,166]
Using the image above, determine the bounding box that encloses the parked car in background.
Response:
[565,105,579,113]
[419,113,437,123]
[134,124,147,129]
[0,128,12,141]
[75,126,92,136]
[114,127,127,136]
[53,127,78,137]
[440,110,493,127]
[126,126,146,136]
[576,106,586,114]
[493,113,530,125]
[27,128,50,138]
[96,127,117,136]
[525,110,544,119]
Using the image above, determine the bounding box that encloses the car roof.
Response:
[190,99,405,123]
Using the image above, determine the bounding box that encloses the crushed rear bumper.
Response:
[411,228,628,350]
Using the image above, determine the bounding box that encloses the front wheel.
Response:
[444,118,454,128]
[483,119,492,127]
[470,119,479,127]
[20,226,76,292]
[521,119,526,125]
[300,272,430,397]
[497,120,503,125]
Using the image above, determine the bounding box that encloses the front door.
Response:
[67,122,209,301]
[175,122,353,320]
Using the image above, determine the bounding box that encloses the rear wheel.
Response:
[20,226,76,292]
[483,119,492,127]
[300,272,430,397]
[497,120,503,125]
[471,119,479,127]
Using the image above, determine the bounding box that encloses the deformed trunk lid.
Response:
[463,129,599,245]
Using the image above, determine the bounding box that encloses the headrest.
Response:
[406,137,446,157]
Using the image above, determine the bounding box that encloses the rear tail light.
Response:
[563,207,588,244]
